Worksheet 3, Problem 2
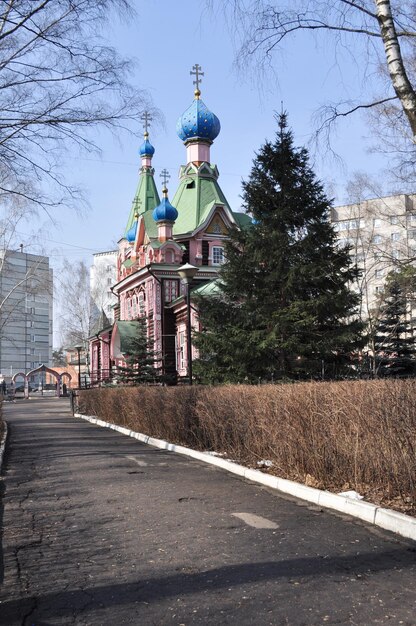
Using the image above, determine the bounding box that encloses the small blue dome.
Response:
[176,98,220,143]
[126,222,137,243]
[139,138,155,157]
[153,197,178,223]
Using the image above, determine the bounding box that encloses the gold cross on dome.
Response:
[160,169,170,188]
[190,63,204,91]
[140,111,152,134]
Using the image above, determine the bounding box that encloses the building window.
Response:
[372,235,382,244]
[132,296,137,318]
[391,232,400,242]
[164,280,179,304]
[338,238,353,248]
[181,241,190,264]
[408,230,416,239]
[392,249,401,260]
[202,240,209,265]
[107,277,112,286]
[212,246,224,266]
[138,293,145,316]
[178,331,186,370]
[390,216,399,225]
[375,269,384,278]
[334,219,365,232]
[375,286,384,295]
[373,218,382,228]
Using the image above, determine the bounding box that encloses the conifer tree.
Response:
[117,317,161,384]
[194,113,363,383]
[374,273,416,377]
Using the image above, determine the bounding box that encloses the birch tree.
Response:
[57,260,93,348]
[214,1,416,175]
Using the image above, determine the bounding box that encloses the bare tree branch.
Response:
[0,0,156,211]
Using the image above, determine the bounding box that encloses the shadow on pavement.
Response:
[0,548,415,620]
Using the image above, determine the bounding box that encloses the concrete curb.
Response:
[75,412,416,542]
[0,420,8,472]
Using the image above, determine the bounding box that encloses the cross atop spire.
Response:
[160,168,170,192]
[140,111,152,136]
[190,63,204,98]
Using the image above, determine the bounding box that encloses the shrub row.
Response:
[79,380,416,514]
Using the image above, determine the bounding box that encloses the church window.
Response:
[186,180,195,189]
[138,293,145,316]
[212,246,224,265]
[164,280,179,303]
[132,296,137,318]
[182,241,190,264]
[178,331,186,370]
[202,241,209,265]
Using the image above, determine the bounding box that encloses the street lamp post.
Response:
[74,344,82,389]
[177,263,199,385]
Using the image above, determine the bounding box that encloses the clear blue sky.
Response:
[15,0,393,342]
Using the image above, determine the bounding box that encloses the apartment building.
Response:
[331,194,416,317]
[0,249,53,377]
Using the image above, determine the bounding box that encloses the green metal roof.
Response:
[124,168,160,237]
[233,211,252,229]
[191,279,222,297]
[114,321,141,353]
[134,164,253,243]
[171,166,232,235]
[142,208,158,239]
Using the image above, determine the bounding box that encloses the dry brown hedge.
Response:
[79,380,416,515]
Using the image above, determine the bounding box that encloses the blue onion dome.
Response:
[176,93,221,143]
[139,132,155,157]
[126,221,137,243]
[153,188,178,222]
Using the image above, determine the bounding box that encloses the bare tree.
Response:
[212,1,416,175]
[57,259,92,348]
[0,0,154,210]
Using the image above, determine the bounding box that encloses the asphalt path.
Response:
[0,397,415,625]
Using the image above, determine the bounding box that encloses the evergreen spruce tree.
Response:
[194,113,364,383]
[374,273,416,377]
[116,317,161,384]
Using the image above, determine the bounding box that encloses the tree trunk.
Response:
[375,0,416,141]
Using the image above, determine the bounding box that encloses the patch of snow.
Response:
[257,460,273,468]
[204,451,227,457]
[337,490,364,500]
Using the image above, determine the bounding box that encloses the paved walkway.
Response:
[0,398,415,625]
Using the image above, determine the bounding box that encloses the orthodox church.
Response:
[89,66,251,383]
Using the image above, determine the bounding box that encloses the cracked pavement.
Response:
[0,397,415,625]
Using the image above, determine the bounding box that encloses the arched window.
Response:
[138,292,145,316]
